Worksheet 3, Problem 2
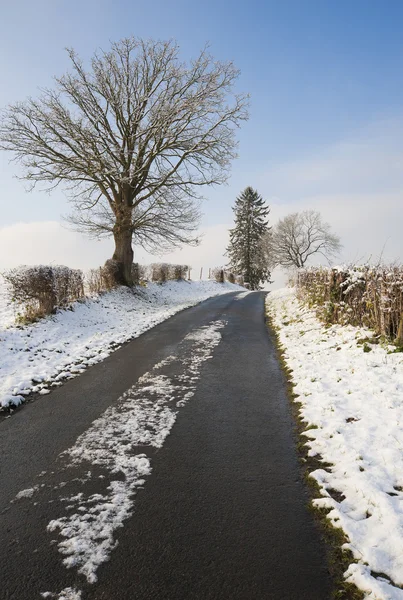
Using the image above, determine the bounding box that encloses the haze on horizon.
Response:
[1,0,402,288]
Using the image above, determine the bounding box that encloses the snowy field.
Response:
[0,278,239,410]
[268,289,403,600]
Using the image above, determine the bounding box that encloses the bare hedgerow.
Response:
[86,268,104,295]
[3,265,84,321]
[86,267,116,295]
[296,265,403,344]
[168,264,189,281]
[131,263,141,286]
[56,268,84,305]
[211,268,224,283]
[150,263,170,283]
[86,261,126,295]
[225,272,235,284]
[148,263,188,283]
[235,274,244,286]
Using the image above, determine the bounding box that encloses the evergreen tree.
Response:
[226,187,270,289]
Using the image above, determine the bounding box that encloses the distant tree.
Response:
[0,37,248,286]
[226,187,271,289]
[264,209,342,269]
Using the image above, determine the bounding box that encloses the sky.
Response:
[1,0,403,287]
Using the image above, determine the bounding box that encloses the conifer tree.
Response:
[226,187,270,289]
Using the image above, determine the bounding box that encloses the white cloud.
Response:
[267,192,403,265]
[0,221,113,270]
[0,221,231,279]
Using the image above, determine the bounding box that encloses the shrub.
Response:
[86,268,103,295]
[131,263,141,286]
[168,264,189,280]
[149,263,189,282]
[3,265,84,321]
[103,259,124,287]
[86,261,121,295]
[225,272,235,284]
[150,263,169,282]
[235,274,245,286]
[86,262,148,294]
[56,268,84,306]
[296,265,403,343]
[211,267,224,283]
[86,261,187,292]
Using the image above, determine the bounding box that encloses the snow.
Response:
[41,588,81,599]
[43,320,225,586]
[0,279,240,409]
[267,288,403,599]
[15,486,38,499]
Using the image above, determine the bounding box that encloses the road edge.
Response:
[264,293,365,600]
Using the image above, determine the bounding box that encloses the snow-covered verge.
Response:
[0,279,240,410]
[267,288,403,600]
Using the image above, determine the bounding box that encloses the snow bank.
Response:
[0,280,239,409]
[267,289,403,599]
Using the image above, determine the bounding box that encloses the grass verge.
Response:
[265,299,365,600]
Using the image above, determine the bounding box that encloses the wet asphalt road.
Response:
[0,291,331,599]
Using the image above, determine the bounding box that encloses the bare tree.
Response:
[0,38,248,285]
[264,210,342,269]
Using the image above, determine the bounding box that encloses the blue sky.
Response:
[1,0,403,276]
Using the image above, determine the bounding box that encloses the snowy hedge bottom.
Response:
[268,289,403,600]
[0,280,240,410]
[295,265,403,343]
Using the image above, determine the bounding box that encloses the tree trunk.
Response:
[112,225,134,286]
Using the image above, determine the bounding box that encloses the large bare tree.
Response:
[264,209,342,269]
[0,38,248,284]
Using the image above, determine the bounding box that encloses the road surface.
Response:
[0,291,331,599]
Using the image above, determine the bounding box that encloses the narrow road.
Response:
[0,291,331,599]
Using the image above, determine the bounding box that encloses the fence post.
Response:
[200,267,203,280]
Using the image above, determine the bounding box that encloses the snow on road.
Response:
[268,288,403,600]
[20,320,226,598]
[41,588,82,600]
[0,279,239,410]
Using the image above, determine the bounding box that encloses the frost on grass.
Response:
[46,320,225,584]
[268,289,403,600]
[0,279,240,409]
